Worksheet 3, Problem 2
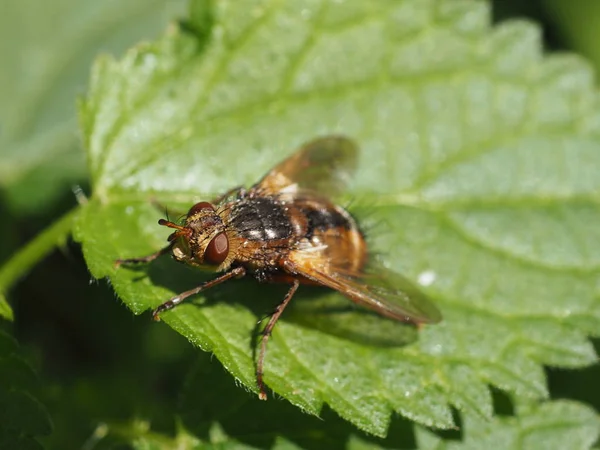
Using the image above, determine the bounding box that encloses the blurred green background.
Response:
[1,0,600,448]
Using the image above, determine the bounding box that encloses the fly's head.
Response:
[159,202,230,269]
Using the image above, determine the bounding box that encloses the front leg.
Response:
[115,243,173,267]
[152,266,247,320]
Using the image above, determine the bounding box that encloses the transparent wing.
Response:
[287,252,442,325]
[252,135,358,197]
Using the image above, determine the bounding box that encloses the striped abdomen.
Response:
[292,197,367,274]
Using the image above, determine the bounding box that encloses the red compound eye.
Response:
[204,232,229,265]
[187,201,214,216]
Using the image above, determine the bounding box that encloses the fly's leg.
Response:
[115,244,173,267]
[256,279,300,400]
[152,266,247,320]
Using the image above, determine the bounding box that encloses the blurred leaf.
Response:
[416,400,600,450]
[0,207,78,321]
[0,436,43,450]
[0,294,12,321]
[25,266,197,449]
[542,0,600,73]
[76,0,600,438]
[0,0,186,213]
[0,330,51,448]
[0,391,52,437]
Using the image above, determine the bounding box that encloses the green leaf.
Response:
[542,0,600,74]
[0,329,52,447]
[0,391,52,437]
[76,0,600,437]
[0,0,186,212]
[0,294,13,322]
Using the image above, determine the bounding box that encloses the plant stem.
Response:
[0,206,80,319]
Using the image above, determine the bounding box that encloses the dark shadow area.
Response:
[180,352,420,449]
[11,237,196,448]
[491,386,515,417]
[179,0,214,48]
[491,0,566,51]
[286,289,418,347]
[547,338,600,413]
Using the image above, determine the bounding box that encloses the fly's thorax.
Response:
[227,197,294,242]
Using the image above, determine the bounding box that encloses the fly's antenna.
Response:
[158,219,192,241]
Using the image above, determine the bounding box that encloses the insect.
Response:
[116,136,442,400]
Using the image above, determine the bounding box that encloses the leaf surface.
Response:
[76,0,600,437]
